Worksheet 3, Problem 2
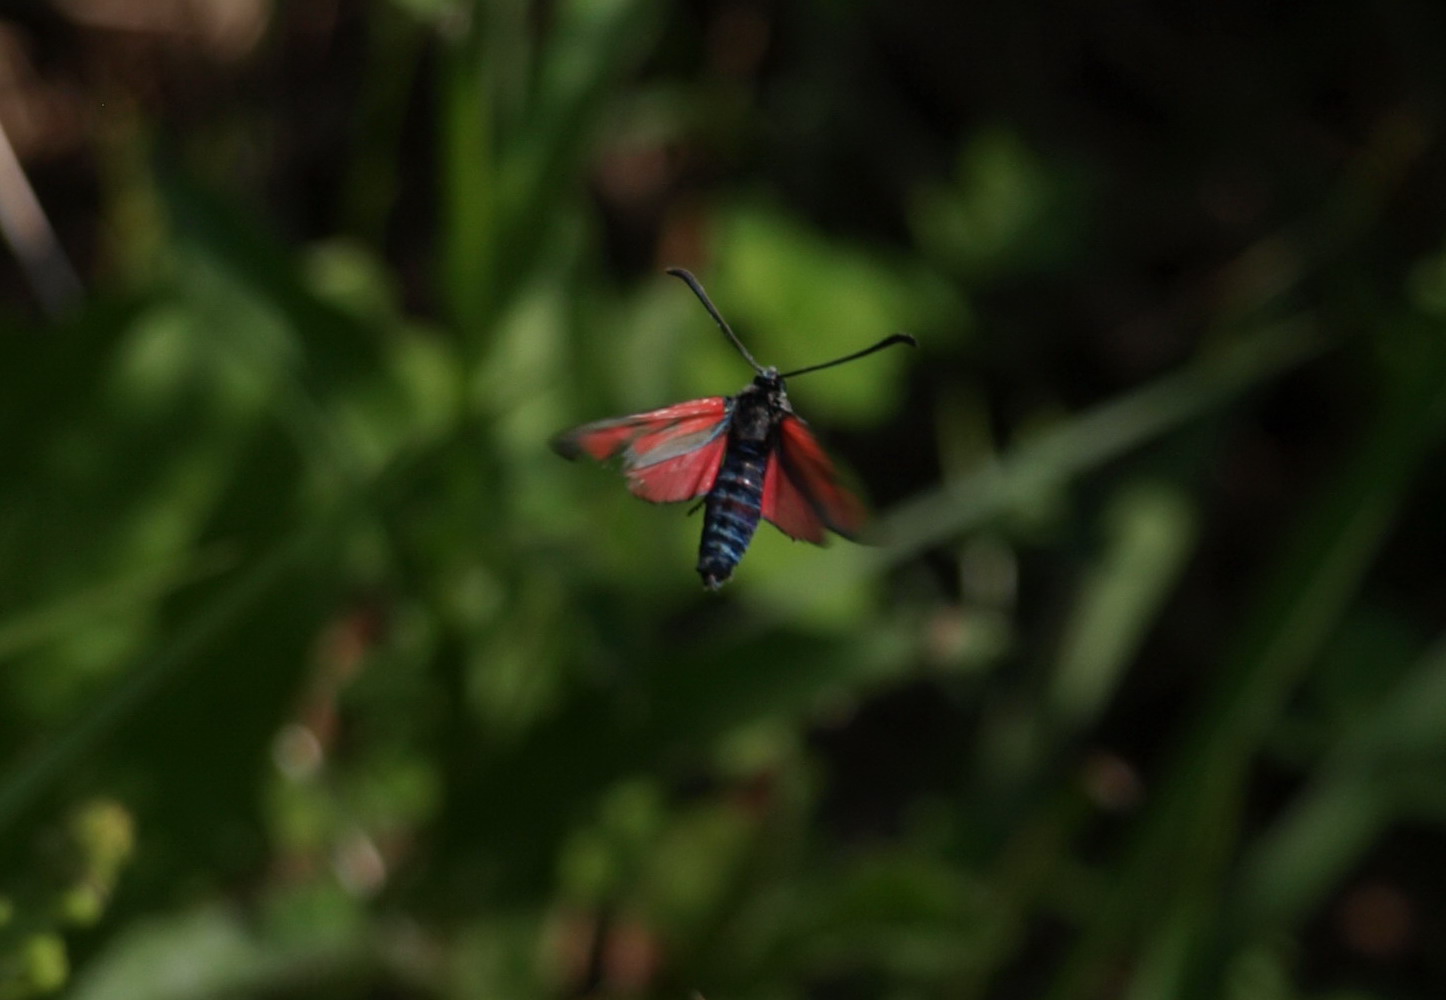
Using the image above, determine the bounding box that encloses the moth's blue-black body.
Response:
[696,375,786,588]
[698,440,767,588]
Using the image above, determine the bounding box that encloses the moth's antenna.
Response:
[780,333,917,378]
[666,268,765,375]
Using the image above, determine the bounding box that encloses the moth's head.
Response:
[750,367,790,410]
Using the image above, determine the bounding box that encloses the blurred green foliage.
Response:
[2,1,1446,999]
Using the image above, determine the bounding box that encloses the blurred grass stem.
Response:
[0,119,83,317]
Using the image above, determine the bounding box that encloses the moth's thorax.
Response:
[733,371,790,442]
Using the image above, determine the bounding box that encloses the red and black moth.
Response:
[551,268,916,589]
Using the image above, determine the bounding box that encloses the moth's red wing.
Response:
[551,398,729,462]
[552,397,732,504]
[627,433,728,503]
[763,415,867,542]
[761,450,827,544]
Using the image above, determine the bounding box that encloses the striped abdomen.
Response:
[697,439,768,589]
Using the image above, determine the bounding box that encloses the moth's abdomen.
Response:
[697,440,768,589]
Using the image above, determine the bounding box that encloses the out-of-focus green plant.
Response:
[0,801,133,999]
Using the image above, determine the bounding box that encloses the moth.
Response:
[552,268,915,589]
